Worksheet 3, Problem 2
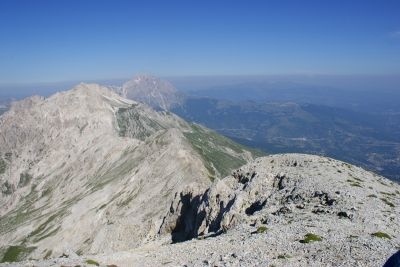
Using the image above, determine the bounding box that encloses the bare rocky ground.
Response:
[2,154,399,266]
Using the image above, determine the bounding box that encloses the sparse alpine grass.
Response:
[256,226,268,233]
[0,246,36,263]
[371,232,391,239]
[85,259,100,266]
[300,233,323,243]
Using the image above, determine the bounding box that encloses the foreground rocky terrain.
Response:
[0,84,258,262]
[1,154,399,266]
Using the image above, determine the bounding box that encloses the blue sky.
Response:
[0,0,399,83]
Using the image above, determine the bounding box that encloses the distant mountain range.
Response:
[112,75,400,182]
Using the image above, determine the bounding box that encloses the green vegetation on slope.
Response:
[116,105,164,140]
[0,245,36,263]
[300,233,323,243]
[85,259,100,266]
[184,123,265,179]
[371,232,391,239]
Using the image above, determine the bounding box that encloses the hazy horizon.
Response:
[1,73,400,99]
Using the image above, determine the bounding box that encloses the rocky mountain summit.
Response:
[0,84,257,263]
[115,75,184,111]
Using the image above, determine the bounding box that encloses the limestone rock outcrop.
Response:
[0,84,256,262]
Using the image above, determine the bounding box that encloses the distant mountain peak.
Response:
[117,74,183,110]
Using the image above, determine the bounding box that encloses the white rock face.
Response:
[3,154,398,267]
[116,75,184,111]
[156,154,400,266]
[0,84,256,262]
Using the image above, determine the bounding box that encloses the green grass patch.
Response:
[371,232,391,239]
[256,226,268,233]
[300,233,323,243]
[0,245,36,263]
[86,259,100,266]
[27,213,60,241]
[183,123,264,178]
[277,254,291,259]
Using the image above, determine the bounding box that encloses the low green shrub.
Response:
[85,259,100,266]
[256,226,268,233]
[371,232,391,239]
[300,233,323,243]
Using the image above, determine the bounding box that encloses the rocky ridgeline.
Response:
[0,84,256,263]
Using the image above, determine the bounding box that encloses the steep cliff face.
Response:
[156,154,400,266]
[0,84,257,262]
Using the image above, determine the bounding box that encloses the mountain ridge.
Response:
[0,83,257,261]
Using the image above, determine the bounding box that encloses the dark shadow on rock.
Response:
[208,197,235,233]
[171,192,203,243]
[171,190,236,243]
[245,200,267,215]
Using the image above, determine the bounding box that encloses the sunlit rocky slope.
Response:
[2,154,399,266]
[0,84,258,262]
